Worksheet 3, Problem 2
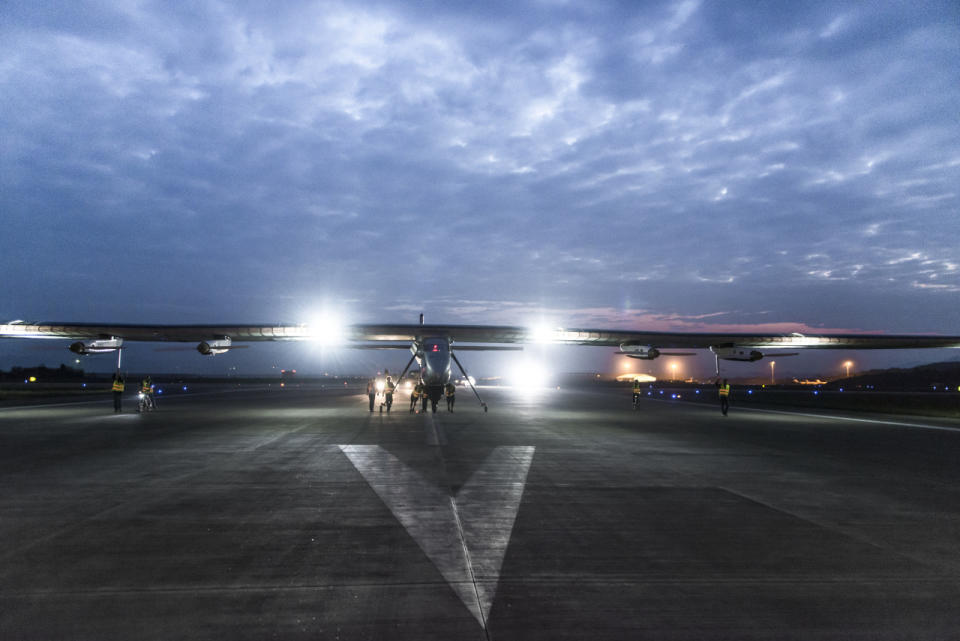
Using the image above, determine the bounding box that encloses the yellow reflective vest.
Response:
[445,384,455,397]
[719,384,730,397]
[112,379,125,392]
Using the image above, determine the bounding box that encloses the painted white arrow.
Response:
[339,445,535,627]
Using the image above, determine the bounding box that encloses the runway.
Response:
[2,384,960,640]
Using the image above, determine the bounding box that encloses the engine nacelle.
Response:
[70,338,123,355]
[197,338,232,356]
[711,346,763,362]
[619,344,661,360]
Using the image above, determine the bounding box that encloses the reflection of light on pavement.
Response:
[509,361,550,391]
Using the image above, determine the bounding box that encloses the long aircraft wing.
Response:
[2,321,960,351]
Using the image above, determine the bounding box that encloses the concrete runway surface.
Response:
[2,384,960,640]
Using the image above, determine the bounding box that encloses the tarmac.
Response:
[2,383,960,640]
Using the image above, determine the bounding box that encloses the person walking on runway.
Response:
[366,378,376,412]
[444,382,456,412]
[717,378,731,416]
[111,373,125,413]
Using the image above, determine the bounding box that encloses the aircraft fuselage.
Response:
[416,337,452,403]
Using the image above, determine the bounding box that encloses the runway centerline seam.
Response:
[426,411,490,636]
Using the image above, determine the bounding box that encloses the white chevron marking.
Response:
[339,445,535,627]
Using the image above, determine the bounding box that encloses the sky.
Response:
[1,0,959,378]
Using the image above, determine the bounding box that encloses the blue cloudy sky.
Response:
[1,1,958,377]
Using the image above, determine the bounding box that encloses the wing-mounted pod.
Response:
[711,346,764,362]
[197,337,233,355]
[619,344,661,360]
[710,346,800,362]
[70,337,123,355]
[618,344,696,360]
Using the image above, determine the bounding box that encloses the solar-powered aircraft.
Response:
[3,316,960,412]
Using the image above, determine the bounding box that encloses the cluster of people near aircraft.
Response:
[109,373,156,413]
[366,371,457,414]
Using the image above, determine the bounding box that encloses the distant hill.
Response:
[824,361,960,392]
[0,364,85,382]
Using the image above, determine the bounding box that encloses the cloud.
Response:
[1,0,959,375]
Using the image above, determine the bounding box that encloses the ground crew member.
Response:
[366,378,376,412]
[410,382,422,412]
[632,378,642,407]
[718,378,731,415]
[383,376,395,413]
[141,375,155,409]
[111,373,125,413]
[445,382,456,412]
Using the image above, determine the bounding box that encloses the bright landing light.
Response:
[528,324,559,344]
[303,314,346,346]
